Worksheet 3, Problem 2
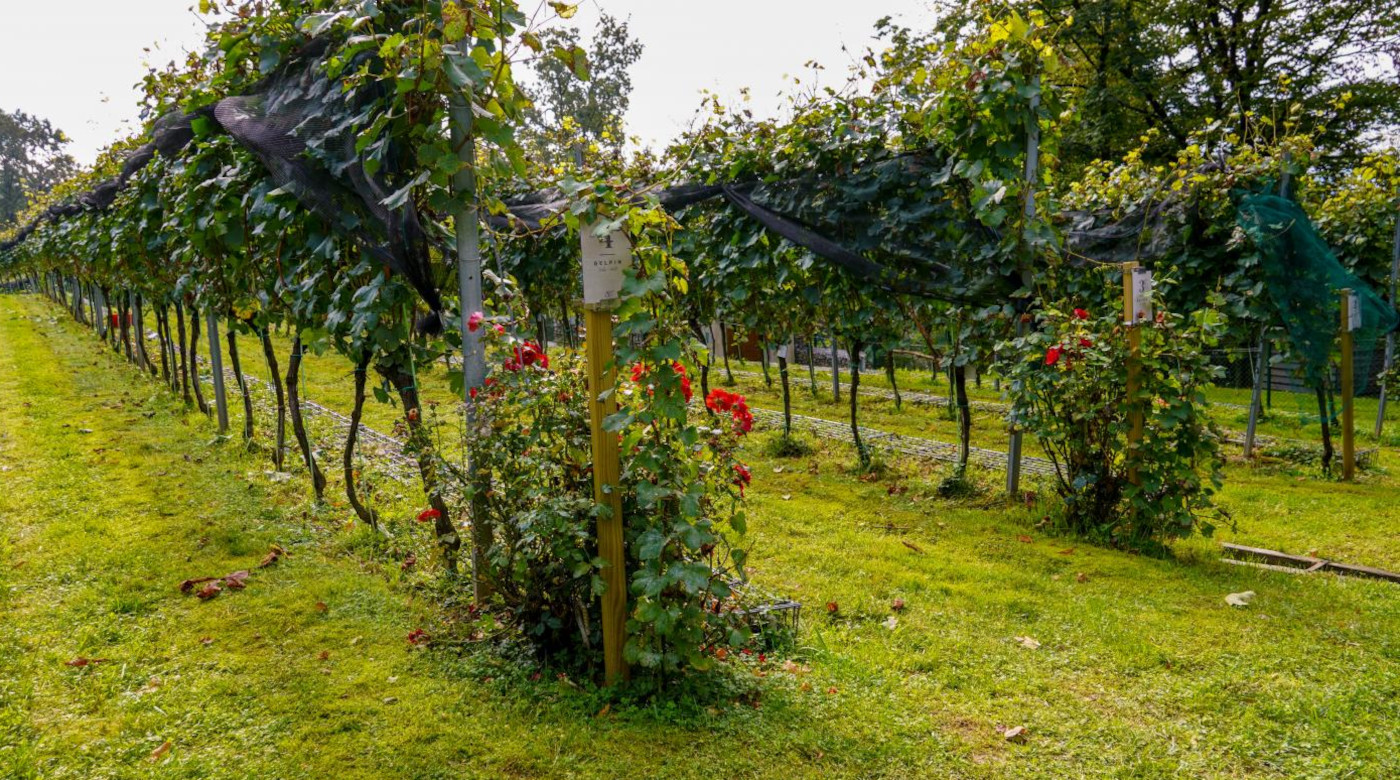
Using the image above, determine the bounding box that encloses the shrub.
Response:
[461,327,754,677]
[997,297,1228,550]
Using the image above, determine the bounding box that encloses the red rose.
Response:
[1045,346,1063,366]
[1073,308,1090,320]
[417,508,441,523]
[467,311,484,332]
[1079,338,1092,348]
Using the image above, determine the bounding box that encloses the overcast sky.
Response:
[0,0,935,167]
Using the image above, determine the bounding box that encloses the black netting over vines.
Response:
[3,40,444,315]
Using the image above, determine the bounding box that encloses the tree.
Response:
[521,12,643,167]
[0,109,77,226]
[930,0,1400,169]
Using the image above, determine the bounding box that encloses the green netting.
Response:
[1237,193,1399,420]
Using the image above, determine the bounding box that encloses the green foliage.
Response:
[999,290,1229,549]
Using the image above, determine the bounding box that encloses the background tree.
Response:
[929,0,1400,170]
[0,109,77,226]
[521,12,643,167]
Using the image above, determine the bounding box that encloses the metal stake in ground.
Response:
[1340,289,1357,480]
[206,311,230,435]
[1375,211,1400,436]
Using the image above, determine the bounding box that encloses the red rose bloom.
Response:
[707,389,754,434]
[417,508,441,523]
[467,311,484,332]
[1073,308,1090,320]
[733,463,752,496]
[1079,337,1093,348]
[1045,346,1063,366]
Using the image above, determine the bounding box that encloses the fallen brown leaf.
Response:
[891,598,906,612]
[901,540,925,555]
[1003,726,1029,743]
[222,570,250,589]
[179,576,218,593]
[1058,548,1076,555]
[150,741,172,761]
[314,601,328,613]
[1075,572,1088,583]
[258,544,286,568]
[195,582,221,600]
[65,657,108,667]
[317,650,330,661]
[1017,534,1033,543]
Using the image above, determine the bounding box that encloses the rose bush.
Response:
[998,291,1229,550]
[461,330,754,676]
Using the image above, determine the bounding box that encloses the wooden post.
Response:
[585,307,628,684]
[1123,262,1143,487]
[206,311,230,435]
[1340,290,1356,480]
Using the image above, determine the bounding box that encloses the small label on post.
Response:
[580,222,631,307]
[1129,267,1154,324]
[1347,292,1362,332]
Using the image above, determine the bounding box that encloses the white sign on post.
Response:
[1130,267,1154,324]
[1347,292,1362,333]
[580,222,631,308]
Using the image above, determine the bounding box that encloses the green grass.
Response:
[4,293,1400,778]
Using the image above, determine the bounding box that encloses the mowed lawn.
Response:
[2,292,1399,779]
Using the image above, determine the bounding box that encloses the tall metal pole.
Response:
[1374,211,1400,436]
[1007,75,1040,499]
[206,310,230,435]
[448,42,491,595]
[1341,290,1356,480]
[1243,325,1266,459]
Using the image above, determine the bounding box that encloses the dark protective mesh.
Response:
[1061,198,1182,264]
[1237,193,1399,389]
[3,40,443,315]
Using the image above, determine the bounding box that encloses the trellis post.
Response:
[448,33,492,591]
[581,221,630,685]
[1243,325,1266,459]
[1374,210,1400,436]
[206,311,230,435]
[1007,74,1041,498]
[1123,261,1146,487]
[1341,289,1357,480]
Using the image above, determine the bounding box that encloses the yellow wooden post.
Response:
[585,307,629,684]
[1123,262,1143,487]
[1340,290,1356,481]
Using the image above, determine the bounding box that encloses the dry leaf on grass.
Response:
[149,741,172,762]
[259,544,286,568]
[1015,636,1041,650]
[64,657,108,667]
[1003,726,1029,743]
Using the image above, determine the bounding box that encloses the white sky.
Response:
[0,0,935,167]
